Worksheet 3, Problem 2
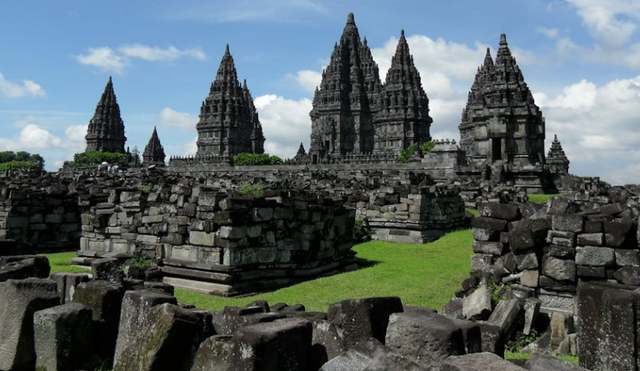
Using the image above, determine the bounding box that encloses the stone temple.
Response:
[308,13,432,164]
[458,34,546,184]
[195,45,265,160]
[84,77,127,153]
[142,127,166,166]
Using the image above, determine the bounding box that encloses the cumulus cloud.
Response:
[159,108,198,129]
[537,27,560,38]
[119,45,206,62]
[75,47,128,75]
[76,44,207,74]
[566,0,640,47]
[0,72,46,98]
[295,70,322,93]
[184,137,198,155]
[535,75,640,183]
[254,94,312,159]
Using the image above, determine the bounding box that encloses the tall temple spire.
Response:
[483,47,494,68]
[196,45,264,158]
[142,126,166,166]
[85,76,127,153]
[375,29,432,152]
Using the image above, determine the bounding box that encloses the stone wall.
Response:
[78,178,357,296]
[468,193,639,315]
[0,174,80,253]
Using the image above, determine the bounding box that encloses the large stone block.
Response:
[487,299,524,339]
[213,305,285,335]
[0,255,50,281]
[575,246,615,267]
[73,280,125,359]
[34,303,93,371]
[604,220,636,248]
[194,318,312,371]
[471,217,508,232]
[542,255,576,282]
[442,352,525,371]
[578,282,640,371]
[320,338,422,371]
[524,352,587,371]
[473,241,505,255]
[552,215,584,233]
[113,303,201,371]
[616,249,640,267]
[508,219,549,253]
[327,297,403,348]
[310,320,345,369]
[478,203,520,221]
[91,257,124,282]
[0,278,60,371]
[50,272,90,304]
[385,310,467,369]
[462,284,493,321]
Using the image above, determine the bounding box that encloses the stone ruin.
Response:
[0,254,591,371]
[446,185,640,370]
[0,167,466,295]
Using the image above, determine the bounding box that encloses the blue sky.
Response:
[1,0,640,184]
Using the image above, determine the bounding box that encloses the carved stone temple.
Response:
[458,34,547,186]
[84,77,127,153]
[195,45,265,161]
[142,127,166,166]
[546,134,570,174]
[308,13,432,164]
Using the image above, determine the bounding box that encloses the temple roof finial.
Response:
[500,33,508,46]
[225,44,230,55]
[347,12,355,25]
[401,29,405,39]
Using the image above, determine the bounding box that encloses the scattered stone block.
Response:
[473,241,505,255]
[471,254,493,272]
[514,252,539,270]
[522,298,541,335]
[0,255,50,281]
[73,280,125,359]
[442,352,525,371]
[552,215,583,233]
[520,270,539,288]
[91,257,124,282]
[478,203,520,221]
[50,272,90,303]
[487,298,524,339]
[113,303,201,371]
[320,338,422,371]
[524,352,587,371]
[471,217,508,232]
[34,303,93,371]
[613,266,640,285]
[577,282,640,371]
[577,233,603,246]
[213,305,285,335]
[310,320,345,369]
[385,310,467,369]
[327,297,403,347]
[0,278,60,371]
[615,249,640,267]
[550,311,574,349]
[462,284,493,321]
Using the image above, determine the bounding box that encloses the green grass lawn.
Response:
[44,251,91,274]
[505,351,579,366]
[43,229,473,312]
[527,194,561,205]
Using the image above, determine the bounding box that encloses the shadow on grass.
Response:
[355,256,380,269]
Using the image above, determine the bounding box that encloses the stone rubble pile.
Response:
[0,257,584,371]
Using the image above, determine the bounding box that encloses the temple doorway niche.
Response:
[492,138,502,161]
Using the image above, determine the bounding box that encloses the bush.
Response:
[420,141,435,155]
[233,153,282,166]
[239,182,264,197]
[397,144,416,163]
[73,151,130,168]
[0,160,40,172]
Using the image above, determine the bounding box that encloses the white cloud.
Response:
[537,27,560,38]
[76,44,207,74]
[566,0,640,47]
[607,163,640,185]
[537,75,640,183]
[0,72,46,98]
[65,125,89,145]
[184,137,198,155]
[119,45,206,61]
[295,70,322,93]
[254,94,312,159]
[75,47,128,75]
[159,108,198,129]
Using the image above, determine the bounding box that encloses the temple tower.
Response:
[142,127,166,166]
[85,77,127,153]
[309,13,382,164]
[547,134,570,174]
[458,34,545,169]
[374,30,432,153]
[196,45,265,157]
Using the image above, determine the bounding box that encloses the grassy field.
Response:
[527,193,561,205]
[505,351,579,366]
[46,251,91,274]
